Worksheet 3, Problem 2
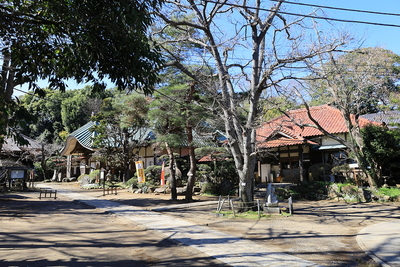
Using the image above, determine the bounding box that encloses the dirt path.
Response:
[94,186,400,266]
[1,183,400,266]
[0,191,228,267]
[163,199,400,266]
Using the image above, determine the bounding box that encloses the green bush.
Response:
[373,187,400,200]
[144,165,162,185]
[126,177,139,189]
[78,170,99,184]
[331,164,354,184]
[201,182,218,195]
[197,164,212,182]
[89,170,100,180]
[127,165,162,188]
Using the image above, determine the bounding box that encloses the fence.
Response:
[103,185,118,196]
[216,195,294,218]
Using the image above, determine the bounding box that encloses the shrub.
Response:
[331,164,354,183]
[127,165,160,187]
[88,170,100,180]
[377,187,400,198]
[126,177,138,189]
[201,182,218,195]
[291,181,329,200]
[308,163,332,181]
[371,187,400,201]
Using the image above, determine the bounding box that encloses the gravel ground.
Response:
[1,183,400,266]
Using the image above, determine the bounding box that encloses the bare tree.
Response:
[301,47,400,188]
[154,0,350,207]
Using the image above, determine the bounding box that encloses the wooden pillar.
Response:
[66,155,72,178]
[299,145,304,183]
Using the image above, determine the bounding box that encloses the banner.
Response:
[135,161,145,183]
[160,161,165,186]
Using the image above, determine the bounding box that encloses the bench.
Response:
[39,189,57,199]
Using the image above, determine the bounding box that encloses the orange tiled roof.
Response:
[257,137,319,149]
[257,105,377,149]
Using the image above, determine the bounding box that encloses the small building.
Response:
[60,121,220,181]
[0,159,33,190]
[362,110,400,129]
[0,134,41,190]
[256,105,377,183]
[60,121,157,180]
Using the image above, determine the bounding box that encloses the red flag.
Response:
[160,161,165,186]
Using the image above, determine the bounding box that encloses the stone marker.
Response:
[264,183,280,214]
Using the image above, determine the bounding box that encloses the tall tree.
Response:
[149,75,209,200]
[19,89,67,144]
[303,47,400,188]
[306,47,400,113]
[19,87,109,143]
[361,125,400,182]
[153,0,349,207]
[0,0,163,149]
[91,93,150,183]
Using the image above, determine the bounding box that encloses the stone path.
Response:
[357,220,400,267]
[37,184,321,267]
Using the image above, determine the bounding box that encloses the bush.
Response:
[89,170,100,180]
[291,181,329,200]
[201,182,218,195]
[126,177,138,189]
[144,165,162,185]
[377,187,400,198]
[127,165,162,189]
[78,172,98,184]
[197,164,213,183]
[331,164,354,183]
[308,163,332,181]
[371,187,400,201]
[219,179,235,196]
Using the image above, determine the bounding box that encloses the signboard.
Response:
[10,170,25,179]
[135,161,145,183]
[160,161,165,186]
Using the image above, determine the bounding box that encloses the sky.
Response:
[297,0,400,54]
[13,0,400,97]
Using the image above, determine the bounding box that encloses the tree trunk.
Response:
[227,125,257,210]
[185,83,197,201]
[0,97,6,152]
[0,48,16,151]
[165,142,177,200]
[41,143,48,180]
[122,130,129,184]
[355,151,380,189]
[185,127,196,201]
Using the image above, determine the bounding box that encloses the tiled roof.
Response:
[257,105,377,149]
[69,121,98,149]
[2,134,41,152]
[62,120,219,156]
[0,159,31,169]
[258,137,318,149]
[362,111,400,125]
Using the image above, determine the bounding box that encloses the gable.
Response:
[257,104,377,149]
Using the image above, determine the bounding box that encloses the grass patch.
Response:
[214,210,275,219]
[375,187,400,198]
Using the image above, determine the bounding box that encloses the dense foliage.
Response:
[0,0,163,149]
[19,87,112,143]
[91,92,150,183]
[361,125,400,182]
